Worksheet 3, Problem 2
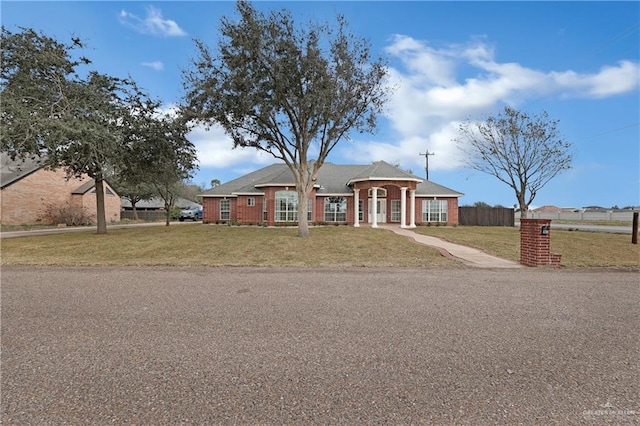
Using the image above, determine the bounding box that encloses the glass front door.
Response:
[368,199,386,223]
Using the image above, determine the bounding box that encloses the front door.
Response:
[368,199,386,223]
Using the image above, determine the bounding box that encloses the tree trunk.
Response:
[297,186,310,238]
[132,202,138,221]
[94,177,107,234]
[165,202,171,226]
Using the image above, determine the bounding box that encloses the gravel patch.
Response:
[2,266,638,424]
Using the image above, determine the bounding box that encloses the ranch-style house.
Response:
[1,152,121,225]
[201,161,463,227]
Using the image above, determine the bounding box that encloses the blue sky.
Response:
[2,1,639,208]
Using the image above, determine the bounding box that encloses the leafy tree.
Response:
[182,1,389,237]
[473,201,491,208]
[114,84,198,226]
[1,27,143,233]
[179,181,205,203]
[129,110,198,226]
[210,178,221,188]
[113,179,155,221]
[456,106,572,218]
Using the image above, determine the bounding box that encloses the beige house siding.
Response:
[80,186,122,225]
[0,168,120,225]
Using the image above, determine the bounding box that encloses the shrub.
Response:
[42,202,94,226]
[170,206,181,220]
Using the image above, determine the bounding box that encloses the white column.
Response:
[409,189,416,228]
[353,188,360,227]
[400,187,407,228]
[371,186,378,228]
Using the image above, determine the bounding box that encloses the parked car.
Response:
[179,206,203,222]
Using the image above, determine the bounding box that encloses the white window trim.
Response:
[220,199,230,220]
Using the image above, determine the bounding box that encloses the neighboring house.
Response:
[121,197,200,221]
[121,197,198,211]
[0,153,121,225]
[201,161,463,227]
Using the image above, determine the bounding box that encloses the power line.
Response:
[582,122,640,140]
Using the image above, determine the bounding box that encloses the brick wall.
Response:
[1,168,121,225]
[201,184,461,226]
[80,189,121,224]
[236,195,264,223]
[520,219,562,266]
[416,196,459,225]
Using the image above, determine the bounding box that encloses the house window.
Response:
[247,197,255,207]
[307,199,313,221]
[263,198,268,221]
[422,199,448,222]
[358,200,364,221]
[220,199,230,220]
[368,188,387,198]
[324,197,347,222]
[275,191,298,222]
[391,200,401,222]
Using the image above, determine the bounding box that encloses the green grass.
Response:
[415,226,640,268]
[0,225,459,268]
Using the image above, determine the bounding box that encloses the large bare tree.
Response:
[181,1,389,237]
[456,106,573,218]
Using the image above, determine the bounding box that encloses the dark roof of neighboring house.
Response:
[0,152,45,189]
[202,161,463,198]
[1,152,119,197]
[71,180,99,195]
[121,197,199,209]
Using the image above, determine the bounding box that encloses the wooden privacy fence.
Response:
[459,207,515,226]
[121,210,167,221]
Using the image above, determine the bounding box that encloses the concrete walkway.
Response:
[380,225,523,269]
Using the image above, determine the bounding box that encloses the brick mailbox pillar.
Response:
[520,218,562,267]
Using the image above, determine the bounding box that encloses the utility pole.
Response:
[419,150,435,180]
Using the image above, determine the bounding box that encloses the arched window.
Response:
[368,188,387,198]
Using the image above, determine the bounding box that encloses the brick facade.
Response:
[0,168,121,225]
[520,218,562,266]
[203,183,459,226]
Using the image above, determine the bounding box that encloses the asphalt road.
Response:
[2,267,638,424]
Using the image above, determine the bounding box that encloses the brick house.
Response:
[0,153,121,225]
[201,161,463,227]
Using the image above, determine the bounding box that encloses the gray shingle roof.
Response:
[348,161,422,183]
[201,161,463,198]
[415,180,464,197]
[121,197,198,209]
[1,152,45,189]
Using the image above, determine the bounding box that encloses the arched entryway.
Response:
[351,181,418,228]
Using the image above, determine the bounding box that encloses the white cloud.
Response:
[177,35,638,181]
[356,36,640,174]
[186,123,273,170]
[142,61,164,71]
[551,60,640,98]
[119,6,186,37]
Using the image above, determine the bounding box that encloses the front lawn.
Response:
[0,225,459,268]
[415,226,640,268]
